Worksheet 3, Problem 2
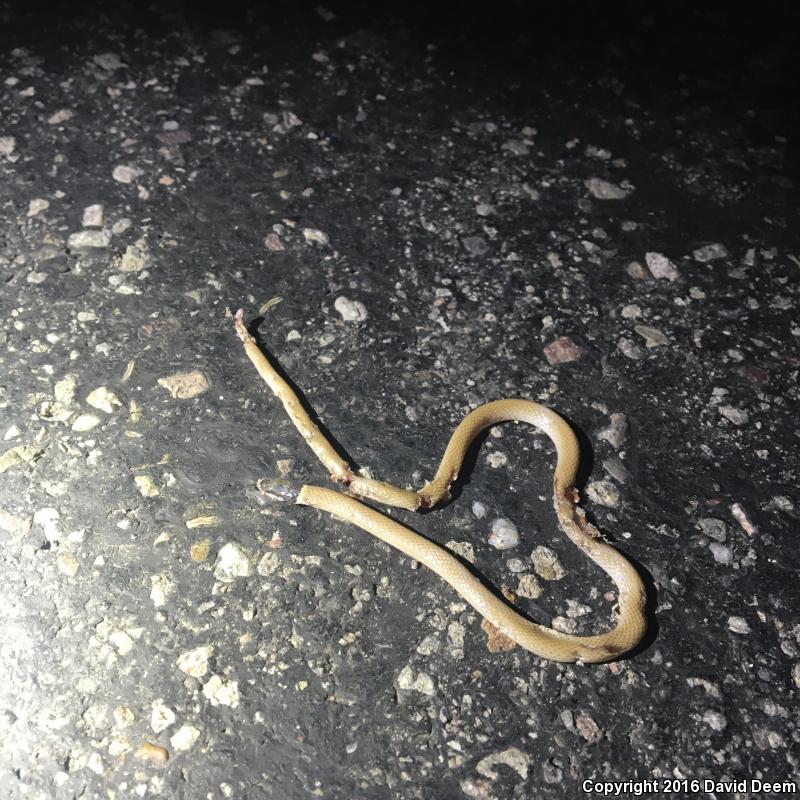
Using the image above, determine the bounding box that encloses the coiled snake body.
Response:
[233,309,646,663]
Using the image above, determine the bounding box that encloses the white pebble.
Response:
[489,518,520,550]
[586,480,620,508]
[718,406,749,425]
[86,386,121,413]
[471,501,487,519]
[709,542,733,564]
[170,725,200,751]
[82,204,105,227]
[202,675,240,707]
[176,645,213,678]
[728,616,751,634]
[302,227,329,245]
[71,413,100,432]
[113,164,141,184]
[28,198,49,217]
[68,229,111,249]
[334,296,368,322]
[585,177,631,200]
[702,709,727,731]
[645,251,680,281]
[150,700,176,733]
[693,243,728,263]
[214,542,252,582]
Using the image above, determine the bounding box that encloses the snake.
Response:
[233,309,646,663]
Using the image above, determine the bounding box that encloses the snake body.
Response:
[234,310,646,663]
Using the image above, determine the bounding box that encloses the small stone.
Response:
[0,444,43,474]
[618,337,644,360]
[116,243,150,272]
[395,665,415,691]
[634,325,668,348]
[158,370,209,399]
[585,177,631,200]
[28,198,49,217]
[113,165,141,184]
[543,336,584,365]
[486,451,507,468]
[575,712,603,742]
[134,476,160,497]
[552,616,577,633]
[598,413,627,450]
[697,518,727,541]
[0,508,32,538]
[471,501,487,519]
[446,541,476,563]
[505,557,527,573]
[214,542,252,582]
[693,243,728,263]
[54,374,78,404]
[709,543,733,564]
[718,406,749,425]
[81,204,105,227]
[48,109,73,125]
[542,757,563,785]
[71,414,100,432]
[136,742,168,763]
[586,480,620,508]
[150,574,175,607]
[620,303,641,318]
[488,518,520,550]
[170,725,200,751]
[86,386,121,413]
[113,706,135,728]
[33,507,60,541]
[256,551,281,576]
[68,229,111,249]
[334,296,368,322]
[0,137,16,156]
[476,747,530,781]
[57,554,79,577]
[395,665,436,696]
[264,232,285,251]
[202,675,240,707]
[414,672,435,695]
[603,456,631,483]
[766,495,793,513]
[302,227,329,245]
[702,710,727,731]
[645,252,680,281]
[516,574,542,599]
[462,236,489,256]
[190,539,211,561]
[93,52,125,71]
[730,503,758,536]
[109,630,134,655]
[531,546,565,580]
[177,645,213,678]
[150,700,176,733]
[728,616,751,634]
[416,634,440,656]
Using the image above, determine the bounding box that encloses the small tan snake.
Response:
[233,309,646,663]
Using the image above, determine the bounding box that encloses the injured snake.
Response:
[233,309,646,663]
